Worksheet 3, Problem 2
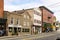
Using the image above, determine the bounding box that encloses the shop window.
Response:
[9,27,12,32]
[25,29,29,32]
[22,28,29,32]
[22,29,25,32]
[18,28,21,32]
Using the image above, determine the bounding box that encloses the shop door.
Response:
[14,27,18,35]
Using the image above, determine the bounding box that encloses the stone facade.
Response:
[4,10,32,36]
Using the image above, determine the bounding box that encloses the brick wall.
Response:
[0,0,4,18]
[42,7,54,24]
[40,7,54,23]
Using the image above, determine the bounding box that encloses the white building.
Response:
[32,8,42,34]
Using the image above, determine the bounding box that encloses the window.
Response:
[22,28,25,32]
[26,29,29,32]
[16,19,19,25]
[56,23,58,25]
[11,18,13,24]
[18,19,20,25]
[34,11,41,16]
[22,28,29,32]
[18,28,21,32]
[34,19,37,23]
[24,21,26,26]
[34,19,41,24]
[9,27,12,32]
[27,22,29,26]
[24,15,26,18]
[27,16,29,19]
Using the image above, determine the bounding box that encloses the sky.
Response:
[4,0,60,21]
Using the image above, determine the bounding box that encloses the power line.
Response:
[47,2,60,7]
[49,5,60,8]
[44,1,60,13]
[54,10,60,12]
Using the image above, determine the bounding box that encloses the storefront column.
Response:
[6,23,8,36]
[21,28,22,35]
[17,27,18,36]
[32,26,35,34]
[40,27,42,33]
[12,27,14,35]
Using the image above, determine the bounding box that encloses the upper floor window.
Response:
[34,19,37,23]
[11,18,13,24]
[34,11,41,16]
[24,15,26,18]
[27,16,29,19]
[16,19,19,25]
[34,19,41,24]
[27,22,29,26]
[24,21,26,26]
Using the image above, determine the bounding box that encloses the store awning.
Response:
[8,24,22,28]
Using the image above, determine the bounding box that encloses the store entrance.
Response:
[14,27,18,35]
[0,18,7,37]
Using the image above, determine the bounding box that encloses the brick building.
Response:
[0,0,4,18]
[39,6,54,32]
[0,0,7,36]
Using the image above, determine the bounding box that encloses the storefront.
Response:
[0,18,7,36]
[8,24,21,36]
[32,25,42,34]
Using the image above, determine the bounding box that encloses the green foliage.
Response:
[43,22,52,28]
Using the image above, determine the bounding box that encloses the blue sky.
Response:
[4,0,60,21]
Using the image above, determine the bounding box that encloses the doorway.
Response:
[14,27,18,35]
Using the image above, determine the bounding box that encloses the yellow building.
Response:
[52,16,56,31]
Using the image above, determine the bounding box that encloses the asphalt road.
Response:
[0,31,60,40]
[33,34,60,40]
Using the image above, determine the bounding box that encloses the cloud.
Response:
[54,12,60,21]
[4,1,42,11]
[4,0,60,21]
[41,0,60,6]
[4,0,60,11]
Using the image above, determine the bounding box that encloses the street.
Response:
[33,33,60,40]
[0,31,60,40]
